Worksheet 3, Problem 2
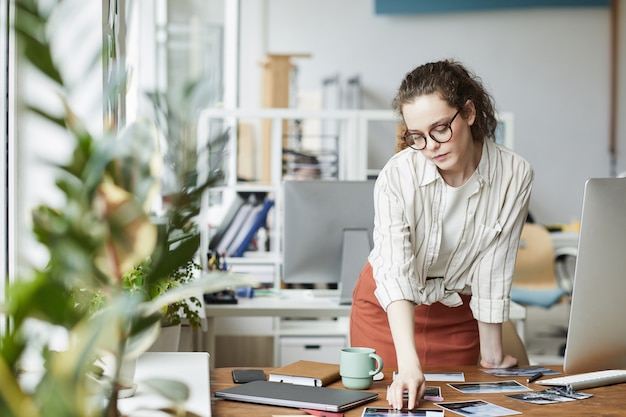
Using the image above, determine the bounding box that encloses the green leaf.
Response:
[25,105,66,129]
[7,274,82,329]
[142,378,190,403]
[124,316,162,359]
[13,297,141,417]
[107,118,158,204]
[13,5,63,86]
[142,272,260,317]
[145,233,201,291]
[0,355,40,417]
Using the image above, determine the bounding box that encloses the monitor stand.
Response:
[339,228,372,305]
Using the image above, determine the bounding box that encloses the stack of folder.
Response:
[209,193,274,258]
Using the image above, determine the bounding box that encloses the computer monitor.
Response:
[282,180,375,301]
[563,178,626,374]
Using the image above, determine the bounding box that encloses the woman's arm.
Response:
[471,158,534,323]
[386,300,426,410]
[478,321,518,368]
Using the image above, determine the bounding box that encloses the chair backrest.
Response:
[513,223,557,289]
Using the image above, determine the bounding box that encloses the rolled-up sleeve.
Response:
[369,167,421,310]
[368,151,439,311]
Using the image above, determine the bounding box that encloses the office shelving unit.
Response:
[197,108,396,287]
[197,107,396,366]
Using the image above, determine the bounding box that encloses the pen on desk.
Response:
[527,371,544,383]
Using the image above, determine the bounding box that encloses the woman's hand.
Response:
[480,354,518,369]
[387,368,426,410]
[478,321,518,369]
[386,300,425,409]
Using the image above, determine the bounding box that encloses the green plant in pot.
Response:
[122,257,204,337]
[0,1,257,416]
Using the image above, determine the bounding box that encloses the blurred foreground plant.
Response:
[1,1,256,416]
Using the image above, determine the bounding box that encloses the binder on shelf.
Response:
[231,198,274,257]
[209,193,246,252]
[210,192,274,258]
[215,202,255,255]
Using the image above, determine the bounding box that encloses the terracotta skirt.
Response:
[350,262,480,368]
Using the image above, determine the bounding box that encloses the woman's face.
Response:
[402,93,476,172]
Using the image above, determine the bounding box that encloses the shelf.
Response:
[199,108,395,287]
[199,108,393,366]
[225,254,281,264]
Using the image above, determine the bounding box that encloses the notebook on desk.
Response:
[214,380,378,412]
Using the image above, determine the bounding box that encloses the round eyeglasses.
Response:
[403,110,460,150]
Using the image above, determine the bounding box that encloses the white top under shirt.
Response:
[428,174,478,277]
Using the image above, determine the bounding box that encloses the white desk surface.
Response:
[118,352,211,417]
[201,290,526,364]
[205,289,351,318]
[204,289,525,320]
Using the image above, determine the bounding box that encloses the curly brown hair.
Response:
[392,59,497,150]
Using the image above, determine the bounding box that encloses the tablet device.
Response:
[215,380,378,412]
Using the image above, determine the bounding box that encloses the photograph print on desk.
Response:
[361,408,444,416]
[436,400,521,417]
[508,387,593,405]
[481,365,560,378]
[448,380,531,394]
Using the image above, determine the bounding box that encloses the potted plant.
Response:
[0,1,257,416]
[122,257,205,352]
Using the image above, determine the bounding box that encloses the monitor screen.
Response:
[563,178,626,373]
[282,180,375,287]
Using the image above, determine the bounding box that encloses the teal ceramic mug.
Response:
[339,347,384,390]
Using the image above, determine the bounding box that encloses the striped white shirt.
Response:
[369,139,534,323]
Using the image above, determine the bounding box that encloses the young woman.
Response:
[349,59,534,410]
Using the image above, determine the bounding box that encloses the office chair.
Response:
[511,223,575,358]
[510,223,568,309]
[553,245,578,355]
[554,246,578,297]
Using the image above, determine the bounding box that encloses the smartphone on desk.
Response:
[232,369,266,384]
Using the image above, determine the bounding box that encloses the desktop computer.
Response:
[536,178,626,389]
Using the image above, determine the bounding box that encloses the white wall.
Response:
[239,0,623,225]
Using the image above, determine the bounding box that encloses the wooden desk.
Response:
[211,366,626,416]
